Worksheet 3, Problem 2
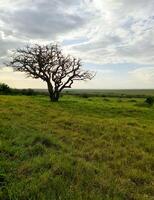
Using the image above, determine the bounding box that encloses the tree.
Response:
[7,44,94,101]
[0,83,11,94]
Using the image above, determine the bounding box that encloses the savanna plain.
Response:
[0,93,154,200]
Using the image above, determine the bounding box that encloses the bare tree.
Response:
[7,44,94,101]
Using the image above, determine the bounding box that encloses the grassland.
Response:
[36,89,154,98]
[0,95,154,200]
[64,89,154,96]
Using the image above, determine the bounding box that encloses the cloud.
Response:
[67,0,154,65]
[0,0,153,64]
[0,0,154,88]
[0,0,90,41]
[129,67,154,83]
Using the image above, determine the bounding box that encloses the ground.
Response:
[0,95,154,200]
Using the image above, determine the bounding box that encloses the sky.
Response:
[0,0,154,89]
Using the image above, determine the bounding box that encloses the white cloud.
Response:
[67,0,154,65]
[129,67,154,83]
[0,0,154,88]
[0,0,153,65]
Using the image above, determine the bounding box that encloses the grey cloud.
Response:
[0,0,88,40]
[67,0,154,65]
[0,34,24,66]
[0,37,20,57]
[0,0,154,67]
[0,0,92,66]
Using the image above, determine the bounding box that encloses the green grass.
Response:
[0,95,154,200]
[63,89,154,97]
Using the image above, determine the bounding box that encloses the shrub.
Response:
[117,98,123,102]
[145,96,154,106]
[0,83,11,94]
[128,99,137,103]
[21,88,35,96]
[103,98,110,101]
[81,94,89,98]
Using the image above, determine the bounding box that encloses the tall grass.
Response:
[0,95,154,199]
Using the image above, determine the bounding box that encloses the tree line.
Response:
[0,83,37,95]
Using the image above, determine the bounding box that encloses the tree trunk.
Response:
[47,81,54,101]
[53,91,59,102]
[47,81,59,102]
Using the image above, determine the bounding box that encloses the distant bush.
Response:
[81,94,89,98]
[0,83,38,96]
[103,98,110,101]
[145,97,154,106]
[101,94,106,97]
[0,83,11,94]
[117,98,123,102]
[128,99,137,103]
[20,89,36,96]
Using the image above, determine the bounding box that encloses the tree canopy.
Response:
[8,44,94,101]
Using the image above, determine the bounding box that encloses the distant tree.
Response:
[7,44,94,101]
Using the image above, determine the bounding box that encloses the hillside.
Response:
[0,95,154,200]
